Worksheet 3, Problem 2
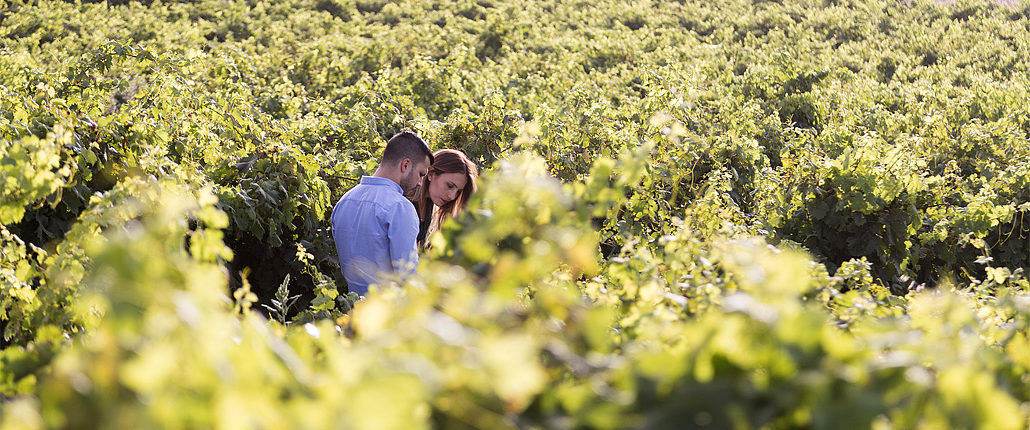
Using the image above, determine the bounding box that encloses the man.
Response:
[331,131,434,297]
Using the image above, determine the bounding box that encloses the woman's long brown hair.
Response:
[412,149,479,247]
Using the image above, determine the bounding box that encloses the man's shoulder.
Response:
[340,181,373,198]
[381,193,417,216]
[338,182,387,204]
[334,183,412,214]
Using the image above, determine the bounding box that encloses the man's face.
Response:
[399,156,430,198]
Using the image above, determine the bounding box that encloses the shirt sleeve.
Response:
[386,200,420,277]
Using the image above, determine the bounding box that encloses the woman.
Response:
[411,149,479,247]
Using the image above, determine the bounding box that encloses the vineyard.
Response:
[2,0,1030,427]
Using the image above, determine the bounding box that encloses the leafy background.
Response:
[1,0,1029,428]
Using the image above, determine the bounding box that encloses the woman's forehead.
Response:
[438,171,468,187]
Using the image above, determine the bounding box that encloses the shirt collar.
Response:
[360,176,403,194]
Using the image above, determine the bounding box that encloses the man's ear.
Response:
[398,158,411,173]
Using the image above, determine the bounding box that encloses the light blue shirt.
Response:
[331,176,419,296]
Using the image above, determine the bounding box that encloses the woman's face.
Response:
[427,171,468,207]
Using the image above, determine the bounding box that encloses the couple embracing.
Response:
[330,131,479,297]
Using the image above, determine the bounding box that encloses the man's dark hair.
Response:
[382,131,434,166]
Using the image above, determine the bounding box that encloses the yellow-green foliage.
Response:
[2,0,1030,428]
